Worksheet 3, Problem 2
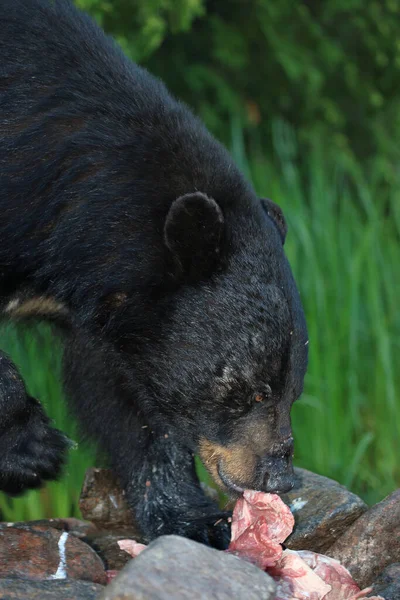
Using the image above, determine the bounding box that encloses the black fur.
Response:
[0,0,308,547]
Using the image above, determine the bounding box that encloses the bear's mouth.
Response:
[217,463,245,494]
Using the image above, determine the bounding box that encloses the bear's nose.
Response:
[262,459,294,493]
[260,437,295,493]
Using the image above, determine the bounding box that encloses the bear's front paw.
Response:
[187,512,232,550]
[142,504,232,550]
[0,397,70,495]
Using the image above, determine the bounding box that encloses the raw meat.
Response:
[228,491,384,600]
[118,539,147,557]
[229,489,294,569]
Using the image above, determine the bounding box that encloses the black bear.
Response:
[0,0,308,548]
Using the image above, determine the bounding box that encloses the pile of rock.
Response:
[0,467,398,599]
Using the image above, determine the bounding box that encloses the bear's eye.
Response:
[253,384,272,403]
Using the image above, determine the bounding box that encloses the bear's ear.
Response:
[261,198,287,244]
[164,192,224,279]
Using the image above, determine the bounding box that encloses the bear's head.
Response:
[119,191,308,496]
[130,190,310,496]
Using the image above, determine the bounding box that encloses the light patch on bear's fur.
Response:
[5,299,20,312]
[251,332,263,349]
[4,297,68,319]
[215,360,255,396]
[213,366,238,399]
[108,291,128,308]
[220,366,237,387]
[198,438,257,492]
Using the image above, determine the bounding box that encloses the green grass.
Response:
[1,122,399,519]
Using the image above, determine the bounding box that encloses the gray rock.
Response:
[280,467,367,552]
[328,489,400,588]
[0,578,103,599]
[368,563,400,599]
[99,535,276,600]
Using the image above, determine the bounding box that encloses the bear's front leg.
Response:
[120,430,231,549]
[63,332,231,548]
[0,351,69,495]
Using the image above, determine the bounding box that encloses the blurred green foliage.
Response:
[75,0,204,60]
[78,0,400,183]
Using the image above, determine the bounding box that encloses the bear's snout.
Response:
[199,437,296,495]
